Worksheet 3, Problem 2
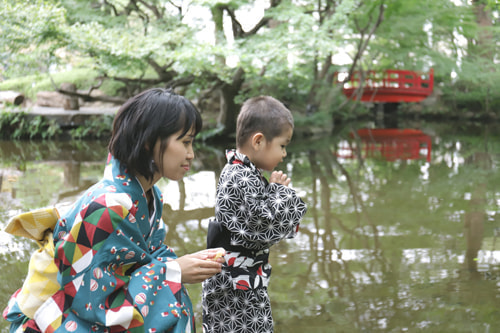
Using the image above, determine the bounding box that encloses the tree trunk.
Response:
[0,91,25,106]
[218,67,245,137]
[472,0,494,62]
[60,83,80,110]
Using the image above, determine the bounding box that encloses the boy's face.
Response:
[254,126,293,172]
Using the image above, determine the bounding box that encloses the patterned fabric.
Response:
[3,155,195,333]
[202,149,307,333]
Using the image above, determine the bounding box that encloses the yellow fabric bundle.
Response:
[4,207,61,318]
[5,207,59,242]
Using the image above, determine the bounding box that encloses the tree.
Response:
[197,0,364,128]
[1,0,213,96]
[1,0,498,137]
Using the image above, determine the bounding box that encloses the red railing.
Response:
[336,69,434,103]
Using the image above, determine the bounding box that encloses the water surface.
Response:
[1,120,499,332]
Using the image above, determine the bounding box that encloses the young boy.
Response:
[201,96,307,333]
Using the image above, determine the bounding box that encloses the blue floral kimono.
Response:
[4,155,195,332]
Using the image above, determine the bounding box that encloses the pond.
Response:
[1,119,499,333]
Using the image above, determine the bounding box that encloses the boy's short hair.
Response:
[236,96,294,148]
[109,88,202,180]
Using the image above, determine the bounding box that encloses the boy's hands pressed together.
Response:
[269,170,291,186]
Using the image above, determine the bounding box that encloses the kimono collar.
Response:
[226,149,259,173]
[103,154,164,236]
[104,153,152,200]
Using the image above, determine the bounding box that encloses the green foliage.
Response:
[0,0,68,78]
[1,0,499,123]
[440,55,500,113]
[69,114,113,139]
[198,125,226,142]
[0,109,61,139]
[294,110,332,131]
[1,0,208,97]
[0,68,103,100]
[358,0,470,74]
[0,108,115,141]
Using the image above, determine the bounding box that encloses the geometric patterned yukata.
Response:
[202,149,307,333]
[3,154,195,333]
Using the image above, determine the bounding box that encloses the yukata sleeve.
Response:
[126,246,194,333]
[220,169,307,248]
[42,192,189,333]
[265,181,307,239]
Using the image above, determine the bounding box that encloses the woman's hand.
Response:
[175,248,226,284]
[269,170,291,186]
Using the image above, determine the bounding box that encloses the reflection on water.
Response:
[1,121,499,332]
[338,128,432,162]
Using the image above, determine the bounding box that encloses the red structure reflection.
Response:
[338,128,432,162]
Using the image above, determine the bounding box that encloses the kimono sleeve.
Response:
[49,192,190,332]
[266,182,307,239]
[219,169,306,248]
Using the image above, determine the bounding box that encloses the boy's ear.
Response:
[251,132,265,150]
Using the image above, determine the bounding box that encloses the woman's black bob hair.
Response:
[108,88,202,181]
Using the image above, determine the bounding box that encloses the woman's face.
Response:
[153,126,196,181]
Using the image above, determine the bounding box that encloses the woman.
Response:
[4,88,225,332]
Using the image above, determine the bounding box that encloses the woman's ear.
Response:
[251,132,265,150]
